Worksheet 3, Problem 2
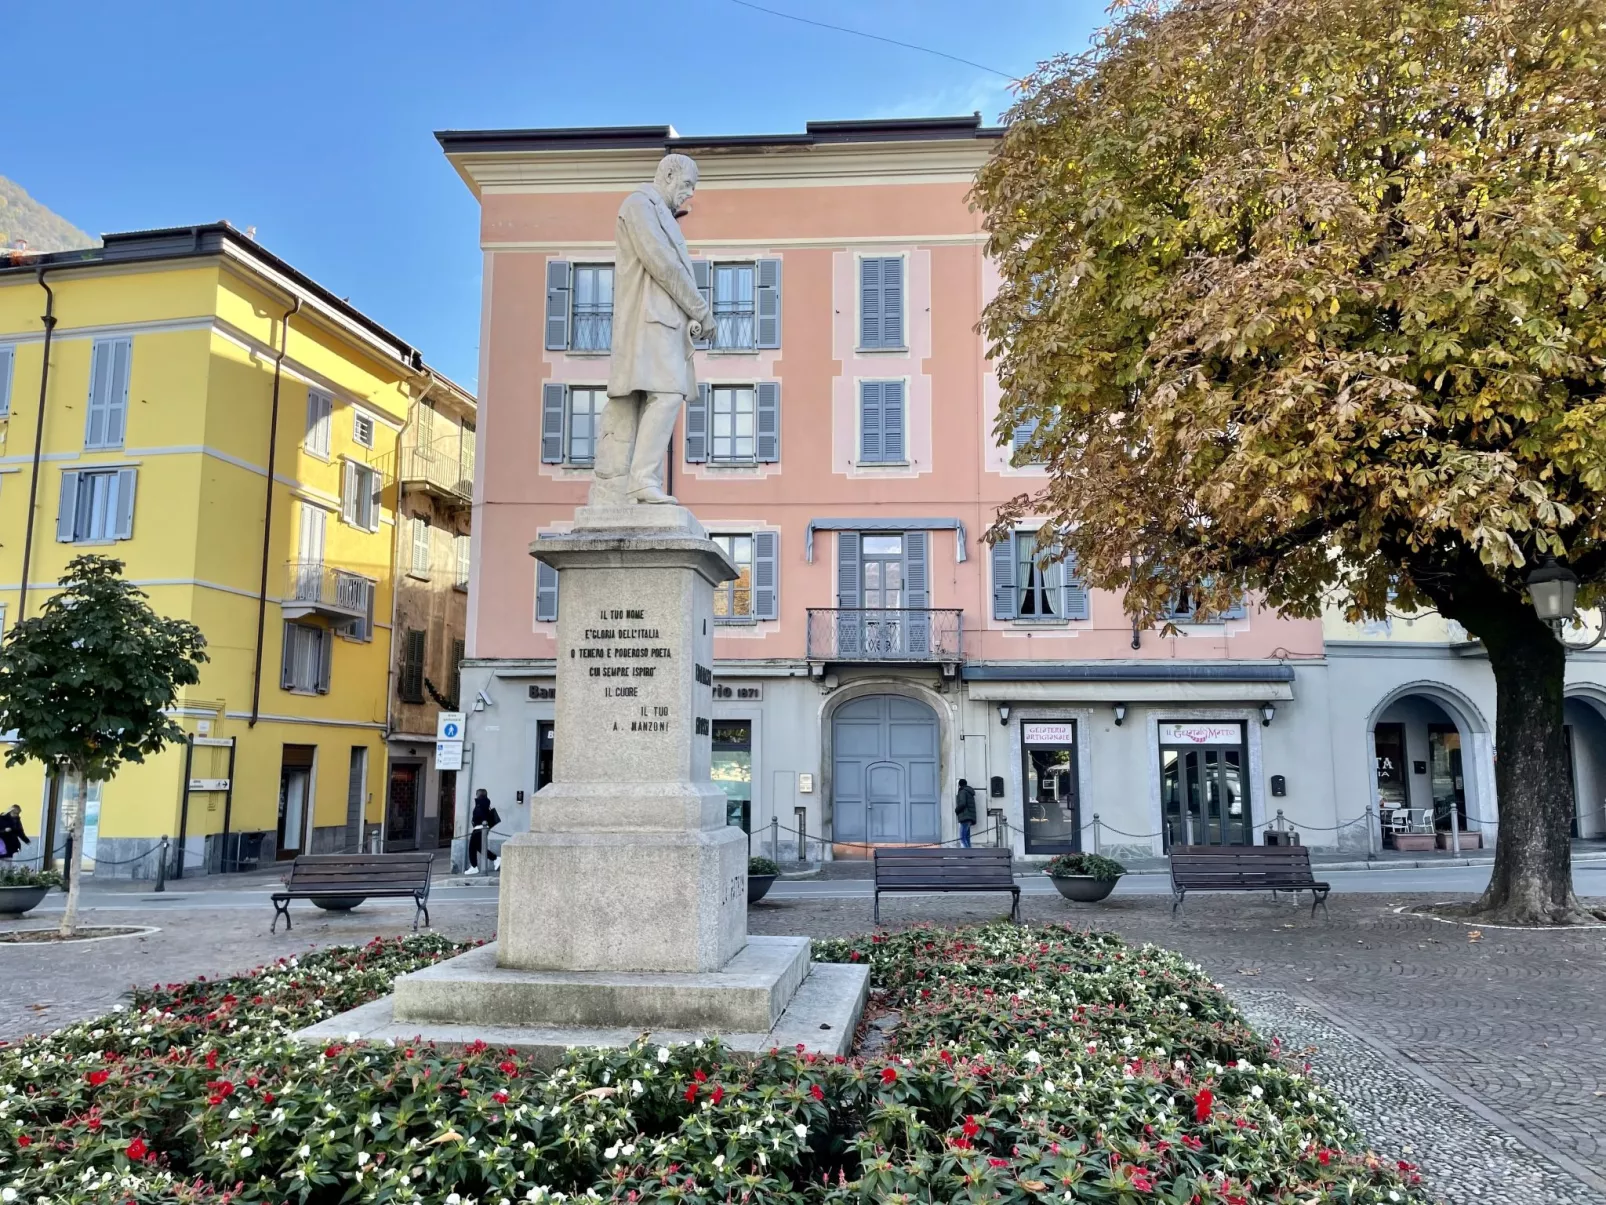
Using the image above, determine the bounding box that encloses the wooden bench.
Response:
[873,847,1020,924]
[271,852,434,933]
[1169,845,1330,918]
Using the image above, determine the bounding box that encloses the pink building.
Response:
[442,117,1339,864]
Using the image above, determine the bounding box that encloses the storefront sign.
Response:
[1022,722,1075,745]
[528,684,556,701]
[713,683,763,701]
[1158,722,1243,746]
[187,778,231,792]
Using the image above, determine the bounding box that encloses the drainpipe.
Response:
[249,298,302,727]
[18,269,57,621]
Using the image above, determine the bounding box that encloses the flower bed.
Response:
[0,926,1428,1203]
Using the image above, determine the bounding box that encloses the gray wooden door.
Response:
[831,695,940,843]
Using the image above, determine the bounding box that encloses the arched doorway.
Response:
[831,694,940,845]
[1563,692,1606,840]
[1368,684,1490,851]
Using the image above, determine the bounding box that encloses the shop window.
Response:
[1021,721,1080,854]
[712,720,752,832]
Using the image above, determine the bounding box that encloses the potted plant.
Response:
[1044,852,1126,903]
[748,856,780,903]
[0,865,63,916]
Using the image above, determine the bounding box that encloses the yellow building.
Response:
[0,224,472,878]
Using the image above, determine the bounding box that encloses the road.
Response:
[26,862,1606,912]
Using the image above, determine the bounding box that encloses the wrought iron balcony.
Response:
[282,561,369,623]
[806,608,964,664]
[399,446,472,504]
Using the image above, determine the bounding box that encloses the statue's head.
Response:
[654,153,700,213]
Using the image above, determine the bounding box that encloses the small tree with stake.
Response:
[0,556,206,936]
[975,0,1606,923]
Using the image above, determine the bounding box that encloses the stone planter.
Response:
[1049,875,1119,903]
[1436,831,1481,851]
[747,875,777,904]
[0,885,50,916]
[311,896,367,911]
[1390,833,1436,852]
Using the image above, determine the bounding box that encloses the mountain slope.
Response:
[0,177,97,252]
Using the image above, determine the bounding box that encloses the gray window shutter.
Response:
[685,383,709,462]
[540,383,567,463]
[0,345,12,417]
[859,381,882,462]
[317,627,333,694]
[1062,551,1091,620]
[992,532,1017,619]
[341,461,357,524]
[535,558,559,622]
[755,381,779,462]
[836,531,861,656]
[753,530,778,620]
[692,260,712,350]
[859,257,882,348]
[85,339,113,448]
[280,624,296,690]
[756,258,782,348]
[880,257,903,348]
[905,530,930,654]
[882,380,905,461]
[545,260,571,350]
[113,468,137,539]
[1221,597,1248,620]
[56,470,81,542]
[1012,417,1039,461]
[368,468,383,532]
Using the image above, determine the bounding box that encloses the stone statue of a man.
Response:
[591,153,714,505]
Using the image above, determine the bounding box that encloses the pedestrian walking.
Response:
[0,805,28,864]
[469,789,500,872]
[954,778,978,849]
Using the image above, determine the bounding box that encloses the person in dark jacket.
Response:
[954,779,978,848]
[0,806,27,862]
[469,789,500,871]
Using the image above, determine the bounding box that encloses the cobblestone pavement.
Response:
[4,887,1603,1202]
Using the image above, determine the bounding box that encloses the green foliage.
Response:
[0,864,61,889]
[1042,852,1127,880]
[749,856,781,876]
[0,176,97,254]
[0,556,207,781]
[974,0,1606,627]
[0,927,1430,1203]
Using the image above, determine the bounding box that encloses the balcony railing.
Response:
[806,608,964,663]
[399,446,472,503]
[712,308,756,351]
[283,561,369,622]
[572,308,612,352]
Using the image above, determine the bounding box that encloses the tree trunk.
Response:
[1466,610,1601,924]
[57,772,87,939]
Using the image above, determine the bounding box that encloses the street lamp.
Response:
[997,703,1011,727]
[1260,702,1276,727]
[1112,702,1127,727]
[1526,556,1579,626]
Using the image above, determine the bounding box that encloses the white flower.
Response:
[357,1152,370,1166]
[795,1124,807,1138]
[657,1047,671,1064]
[446,1195,461,1205]
[371,1111,381,1126]
[3,1189,16,1203]
[604,1144,620,1160]
[713,1154,725,1169]
[630,1079,644,1097]
[1250,1085,1264,1099]
[240,1146,253,1158]
[1389,1195,1400,1203]
[298,1145,311,1159]
[1024,1050,1042,1064]
[228,1108,241,1120]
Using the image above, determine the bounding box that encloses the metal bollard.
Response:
[62,833,74,893]
[1092,812,1102,856]
[1449,801,1462,856]
[770,816,779,864]
[155,836,169,892]
[1275,808,1286,833]
[1366,803,1377,859]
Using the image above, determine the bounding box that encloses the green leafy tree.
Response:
[975,0,1606,923]
[0,556,206,934]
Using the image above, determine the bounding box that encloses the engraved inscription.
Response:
[695,717,710,736]
[574,608,675,732]
[695,664,712,686]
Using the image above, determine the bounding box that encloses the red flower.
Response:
[880,1067,898,1085]
[205,1051,219,1070]
[710,1084,724,1105]
[492,1090,509,1104]
[962,1116,980,1138]
[1181,1135,1203,1151]
[86,1070,110,1087]
[693,1068,708,1084]
[323,1044,343,1059]
[683,1084,698,1103]
[939,1050,955,1066]
[1317,1149,1332,1165]
[988,1157,1008,1168]
[1193,1088,1213,1123]
[809,1083,824,1101]
[261,1092,275,1105]
[126,1138,148,1161]
[17,1135,30,1148]
[848,950,861,962]
[1128,1165,1155,1193]
[498,1060,518,1076]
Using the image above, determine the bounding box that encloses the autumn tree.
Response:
[975,0,1606,923]
[0,556,207,935]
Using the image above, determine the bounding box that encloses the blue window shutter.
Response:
[755,381,779,462]
[545,260,571,350]
[859,257,882,348]
[753,530,778,620]
[692,260,712,350]
[880,257,904,348]
[102,338,131,449]
[56,470,80,542]
[1012,416,1039,461]
[992,532,1017,619]
[1063,551,1091,620]
[113,468,137,539]
[882,380,905,461]
[836,531,861,655]
[540,383,566,463]
[756,258,782,348]
[1221,596,1248,620]
[905,530,930,654]
[0,345,12,418]
[84,340,113,448]
[280,623,296,690]
[685,383,709,462]
[535,558,559,622]
[859,381,882,462]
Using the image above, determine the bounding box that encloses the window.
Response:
[539,384,605,466]
[833,530,930,657]
[84,338,132,450]
[858,256,905,350]
[714,534,753,619]
[399,628,426,703]
[450,638,465,708]
[305,389,333,456]
[710,262,755,350]
[353,412,375,449]
[990,531,1089,621]
[1010,416,1041,465]
[410,514,431,578]
[56,468,137,544]
[280,622,331,694]
[571,264,614,352]
[342,462,380,531]
[1161,582,1247,622]
[858,380,906,464]
[711,386,755,462]
[0,344,13,418]
[685,382,779,464]
[454,532,471,590]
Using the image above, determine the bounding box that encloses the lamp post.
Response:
[1526,556,1604,650]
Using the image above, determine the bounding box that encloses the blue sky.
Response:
[4,1,1105,388]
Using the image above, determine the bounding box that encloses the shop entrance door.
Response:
[1159,722,1250,849]
[1022,721,1079,853]
[386,764,420,851]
